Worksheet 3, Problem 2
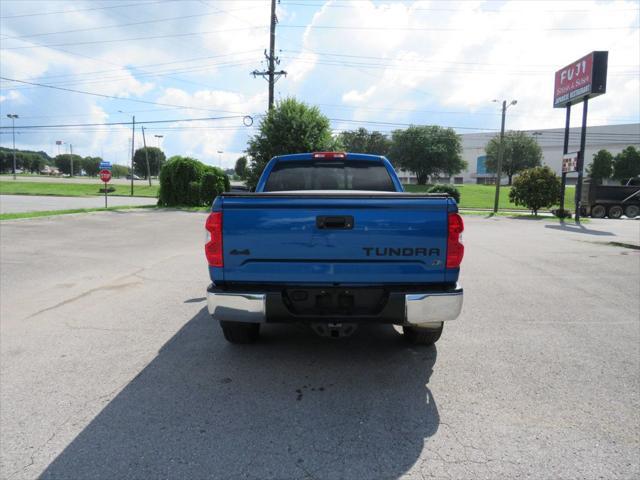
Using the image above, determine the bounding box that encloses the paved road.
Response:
[0,194,157,213]
[1,212,638,479]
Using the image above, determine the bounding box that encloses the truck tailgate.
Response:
[218,192,452,285]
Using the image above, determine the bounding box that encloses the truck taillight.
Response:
[446,212,464,269]
[205,212,223,267]
[312,152,346,159]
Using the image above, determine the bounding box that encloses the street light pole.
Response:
[154,134,163,148]
[492,99,517,213]
[217,150,223,168]
[130,116,135,196]
[6,114,18,180]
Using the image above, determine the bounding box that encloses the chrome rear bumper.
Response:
[207,283,463,326]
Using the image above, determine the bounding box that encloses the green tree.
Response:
[509,166,561,215]
[337,128,391,156]
[25,153,47,174]
[485,131,542,185]
[82,157,102,176]
[111,164,129,178]
[389,125,466,185]
[133,147,166,178]
[0,151,11,173]
[612,146,640,183]
[587,149,613,183]
[245,98,335,188]
[54,154,83,175]
[235,156,248,179]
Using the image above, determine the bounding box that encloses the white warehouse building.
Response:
[396,123,640,185]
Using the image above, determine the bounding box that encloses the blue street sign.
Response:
[99,162,112,170]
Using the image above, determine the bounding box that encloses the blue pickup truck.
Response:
[205,152,464,345]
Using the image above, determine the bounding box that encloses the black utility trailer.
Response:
[580,178,640,218]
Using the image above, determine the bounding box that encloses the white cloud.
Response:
[0,90,25,104]
[298,0,640,130]
[155,87,266,167]
[1,0,637,162]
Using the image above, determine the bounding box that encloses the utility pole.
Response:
[70,144,73,177]
[251,0,286,110]
[130,116,135,196]
[141,126,152,187]
[492,99,517,213]
[6,114,18,180]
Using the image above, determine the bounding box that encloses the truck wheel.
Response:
[608,205,623,219]
[403,323,443,346]
[624,205,639,218]
[591,205,606,218]
[220,321,260,344]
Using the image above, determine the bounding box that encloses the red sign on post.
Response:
[99,169,112,183]
[553,51,608,108]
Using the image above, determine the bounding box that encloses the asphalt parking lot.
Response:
[1,211,638,480]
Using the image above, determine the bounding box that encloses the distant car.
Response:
[125,174,142,180]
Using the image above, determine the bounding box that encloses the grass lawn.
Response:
[404,184,576,211]
[0,181,158,198]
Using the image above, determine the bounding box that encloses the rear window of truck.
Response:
[264,160,396,192]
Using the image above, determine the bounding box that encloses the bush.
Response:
[200,168,227,205]
[509,166,561,215]
[158,156,204,206]
[158,156,230,207]
[427,184,461,203]
[188,181,201,206]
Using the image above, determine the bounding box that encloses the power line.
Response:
[278,23,639,32]
[0,114,254,130]
[328,118,499,131]
[282,1,640,12]
[282,48,639,70]
[1,59,259,91]
[0,0,172,19]
[0,76,250,115]
[0,26,267,50]
[5,49,261,84]
[3,8,258,40]
[282,56,638,77]
[313,102,639,123]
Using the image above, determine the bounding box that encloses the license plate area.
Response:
[282,288,388,316]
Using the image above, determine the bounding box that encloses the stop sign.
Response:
[99,169,112,183]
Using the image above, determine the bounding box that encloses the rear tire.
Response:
[624,204,639,218]
[403,323,443,346]
[220,321,260,344]
[608,205,623,219]
[591,205,606,218]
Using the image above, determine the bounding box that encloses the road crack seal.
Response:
[25,270,145,320]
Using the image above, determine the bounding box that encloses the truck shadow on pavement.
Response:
[40,308,439,480]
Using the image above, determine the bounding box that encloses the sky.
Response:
[0,0,639,169]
